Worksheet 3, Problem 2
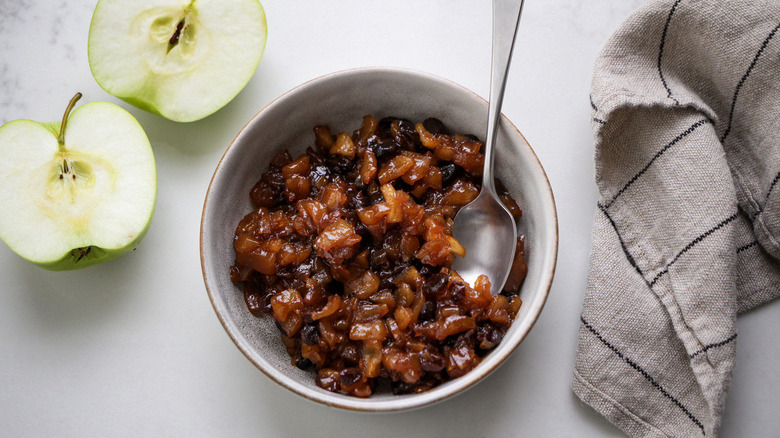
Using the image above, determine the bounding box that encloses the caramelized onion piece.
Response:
[330,132,357,158]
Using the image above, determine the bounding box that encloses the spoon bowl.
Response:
[452,190,517,292]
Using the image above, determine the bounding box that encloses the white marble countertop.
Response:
[1,1,777,436]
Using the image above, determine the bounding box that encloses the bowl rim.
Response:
[200,66,558,412]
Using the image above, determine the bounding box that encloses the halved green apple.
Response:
[88,0,268,123]
[0,94,157,270]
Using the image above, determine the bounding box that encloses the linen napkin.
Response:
[572,0,780,436]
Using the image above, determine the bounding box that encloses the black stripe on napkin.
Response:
[648,212,738,287]
[767,171,780,201]
[689,333,737,359]
[603,118,711,208]
[657,0,683,105]
[737,240,759,253]
[751,170,780,220]
[720,21,780,142]
[580,316,706,435]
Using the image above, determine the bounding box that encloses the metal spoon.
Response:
[451,0,524,295]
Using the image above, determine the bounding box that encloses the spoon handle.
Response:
[483,0,525,196]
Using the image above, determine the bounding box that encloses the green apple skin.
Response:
[87,0,268,123]
[0,101,157,271]
[25,219,153,271]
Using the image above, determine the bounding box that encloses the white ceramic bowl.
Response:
[201,67,558,411]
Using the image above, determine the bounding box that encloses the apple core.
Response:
[137,4,209,76]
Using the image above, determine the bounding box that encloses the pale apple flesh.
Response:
[88,0,268,122]
[0,97,157,270]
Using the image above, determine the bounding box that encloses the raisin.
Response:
[339,367,363,387]
[377,117,397,139]
[396,119,418,139]
[300,324,319,345]
[296,358,315,370]
[439,162,458,186]
[327,154,354,174]
[391,381,415,395]
[418,301,435,322]
[476,323,504,350]
[423,272,449,297]
[392,119,419,150]
[373,141,398,160]
[261,169,285,191]
[449,281,467,302]
[423,117,449,135]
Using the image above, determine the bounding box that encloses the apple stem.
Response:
[58,93,83,148]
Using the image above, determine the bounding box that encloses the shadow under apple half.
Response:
[0,94,157,270]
